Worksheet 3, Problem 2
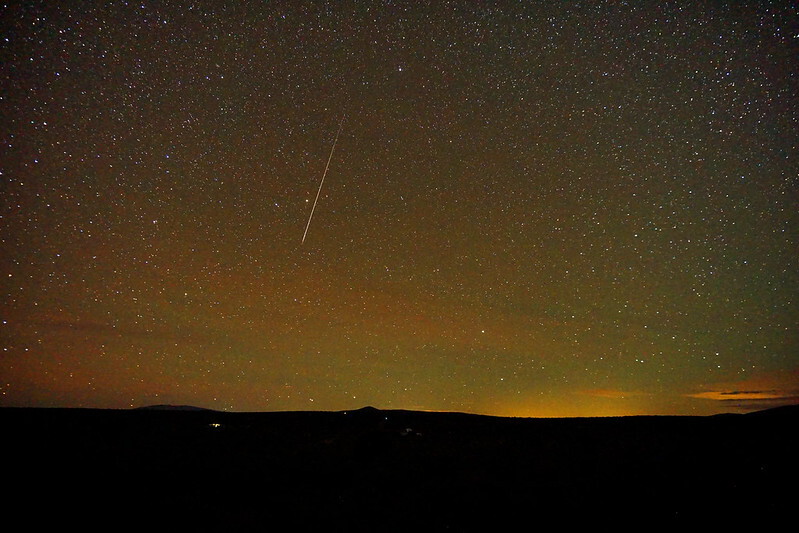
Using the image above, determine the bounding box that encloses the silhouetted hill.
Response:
[136,404,215,411]
[2,406,794,530]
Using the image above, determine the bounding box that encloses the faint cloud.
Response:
[686,370,799,411]
[687,390,796,401]
[687,368,799,408]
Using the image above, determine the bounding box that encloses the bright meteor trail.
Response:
[302,116,345,244]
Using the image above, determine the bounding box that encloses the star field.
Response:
[2,1,797,416]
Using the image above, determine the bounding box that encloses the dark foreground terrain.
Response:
[4,405,796,530]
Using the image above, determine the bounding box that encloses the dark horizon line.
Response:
[2,402,798,420]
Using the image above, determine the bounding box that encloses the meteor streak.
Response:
[302,116,345,244]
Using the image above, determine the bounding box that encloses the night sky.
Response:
[2,1,797,416]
